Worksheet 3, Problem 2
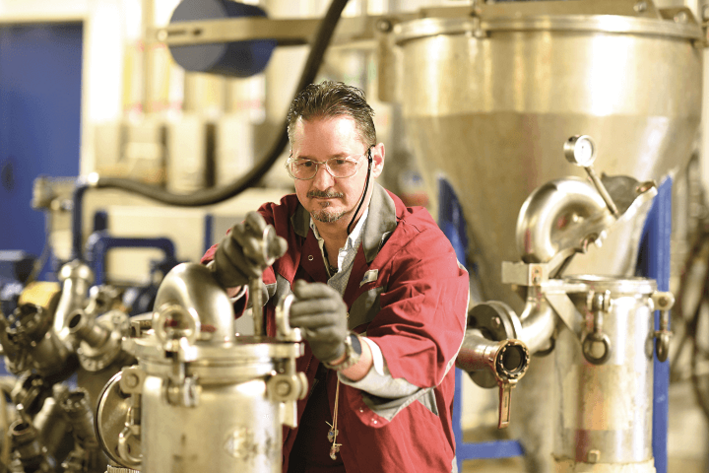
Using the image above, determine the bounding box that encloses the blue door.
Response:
[0,22,83,278]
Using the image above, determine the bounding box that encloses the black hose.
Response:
[96,0,350,207]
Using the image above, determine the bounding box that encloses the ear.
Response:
[370,143,385,178]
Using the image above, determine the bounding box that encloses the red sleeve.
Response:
[201,243,218,264]
[365,222,469,388]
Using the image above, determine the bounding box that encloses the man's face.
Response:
[290,116,383,225]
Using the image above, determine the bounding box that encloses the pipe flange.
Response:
[495,340,530,382]
[74,310,132,372]
[7,303,52,346]
[468,301,521,341]
[466,302,522,388]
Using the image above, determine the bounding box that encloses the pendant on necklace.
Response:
[329,443,341,460]
[326,422,340,459]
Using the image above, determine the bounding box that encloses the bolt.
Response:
[675,11,688,23]
[492,317,501,328]
[587,449,601,463]
[531,266,542,285]
[275,380,291,397]
[634,1,647,13]
[124,373,140,389]
[376,18,394,33]
[636,181,655,194]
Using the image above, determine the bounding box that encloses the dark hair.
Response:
[286,81,376,148]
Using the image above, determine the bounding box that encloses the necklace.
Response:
[326,378,342,460]
[326,263,339,279]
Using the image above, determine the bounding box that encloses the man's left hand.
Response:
[289,280,348,364]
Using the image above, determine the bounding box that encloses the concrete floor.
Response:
[460,381,708,473]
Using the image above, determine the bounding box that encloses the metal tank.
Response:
[94,263,308,473]
[388,0,703,309]
[554,276,660,471]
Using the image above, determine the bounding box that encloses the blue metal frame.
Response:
[437,178,524,472]
[636,178,673,473]
[84,232,177,286]
[204,213,214,256]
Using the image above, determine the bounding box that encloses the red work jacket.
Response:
[203,184,469,473]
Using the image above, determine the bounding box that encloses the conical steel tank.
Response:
[392,0,703,308]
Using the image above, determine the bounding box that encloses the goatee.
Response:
[311,209,346,223]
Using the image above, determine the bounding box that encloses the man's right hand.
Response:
[210,211,287,288]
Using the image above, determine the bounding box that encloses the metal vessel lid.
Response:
[394,9,701,45]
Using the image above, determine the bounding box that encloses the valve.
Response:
[455,330,530,428]
[243,225,282,337]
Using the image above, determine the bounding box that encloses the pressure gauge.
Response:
[564,135,597,167]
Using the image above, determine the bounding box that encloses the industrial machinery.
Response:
[0,0,704,472]
[459,134,675,472]
[0,258,131,473]
[93,262,308,473]
[374,1,703,471]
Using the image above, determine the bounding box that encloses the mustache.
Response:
[307,190,344,199]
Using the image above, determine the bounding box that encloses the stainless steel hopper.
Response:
[390,0,703,309]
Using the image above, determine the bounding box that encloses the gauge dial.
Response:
[564,135,597,167]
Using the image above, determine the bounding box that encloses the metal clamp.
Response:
[116,367,143,468]
[153,303,199,360]
[118,424,142,467]
[581,290,612,365]
[275,294,301,342]
[652,291,674,362]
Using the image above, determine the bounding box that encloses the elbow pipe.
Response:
[516,177,615,267]
[54,260,94,350]
[467,295,557,357]
[516,289,557,355]
[153,263,236,346]
[456,330,530,384]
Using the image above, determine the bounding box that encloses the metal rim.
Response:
[132,335,302,364]
[562,274,657,294]
[394,14,701,45]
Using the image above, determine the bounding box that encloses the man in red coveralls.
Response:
[203,81,469,472]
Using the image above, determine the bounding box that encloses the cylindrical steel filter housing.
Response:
[138,344,286,472]
[554,276,657,470]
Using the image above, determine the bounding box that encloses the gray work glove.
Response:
[289,280,349,364]
[211,211,287,288]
